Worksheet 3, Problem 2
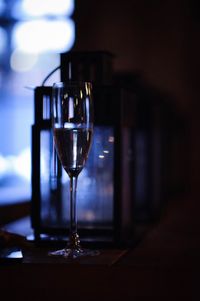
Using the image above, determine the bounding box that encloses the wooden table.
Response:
[0,195,199,301]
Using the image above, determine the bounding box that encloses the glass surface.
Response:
[49,81,99,259]
[40,126,114,229]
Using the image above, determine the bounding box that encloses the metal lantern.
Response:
[31,52,136,247]
[31,51,188,247]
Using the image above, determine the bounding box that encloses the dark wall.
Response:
[73,0,200,196]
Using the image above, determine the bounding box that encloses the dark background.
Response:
[0,3,200,299]
[73,0,200,199]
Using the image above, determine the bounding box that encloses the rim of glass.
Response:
[53,81,92,88]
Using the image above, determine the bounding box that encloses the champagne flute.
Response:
[49,81,99,259]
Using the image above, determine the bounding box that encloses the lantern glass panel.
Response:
[39,126,114,230]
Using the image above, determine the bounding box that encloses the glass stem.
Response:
[69,176,80,249]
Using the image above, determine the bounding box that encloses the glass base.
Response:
[48,247,100,259]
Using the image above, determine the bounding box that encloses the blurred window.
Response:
[0,0,75,205]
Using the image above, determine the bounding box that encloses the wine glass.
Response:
[49,81,99,259]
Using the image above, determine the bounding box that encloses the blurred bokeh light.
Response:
[0,0,75,204]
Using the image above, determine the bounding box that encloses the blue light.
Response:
[0,0,5,15]
[0,0,76,204]
[0,148,31,182]
[0,26,6,53]
[12,19,75,53]
[12,0,74,19]
[22,0,74,17]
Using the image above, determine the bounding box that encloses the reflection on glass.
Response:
[40,126,114,229]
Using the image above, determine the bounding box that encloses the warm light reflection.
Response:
[108,136,114,143]
[83,210,96,221]
[103,150,109,154]
[80,90,83,99]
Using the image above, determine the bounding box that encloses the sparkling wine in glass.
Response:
[49,81,99,259]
